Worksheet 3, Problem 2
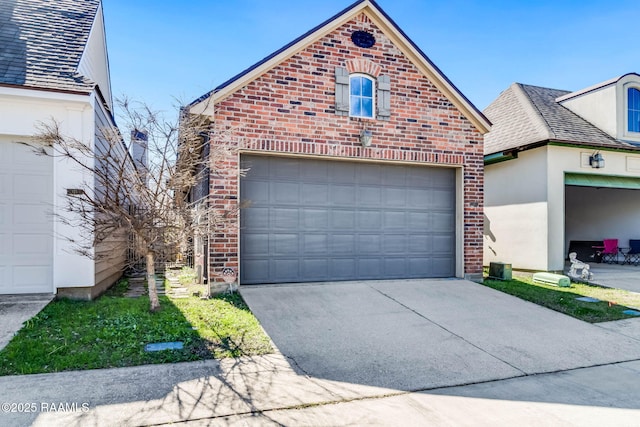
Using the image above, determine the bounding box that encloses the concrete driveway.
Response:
[0,293,54,351]
[241,279,640,391]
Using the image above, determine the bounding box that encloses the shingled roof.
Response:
[0,0,99,93]
[484,82,638,156]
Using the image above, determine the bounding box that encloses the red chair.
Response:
[600,239,619,264]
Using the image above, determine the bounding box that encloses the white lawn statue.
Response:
[568,252,593,280]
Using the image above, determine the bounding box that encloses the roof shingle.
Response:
[0,0,99,93]
[484,82,637,155]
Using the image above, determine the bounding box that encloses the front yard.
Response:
[0,279,272,376]
[483,272,640,323]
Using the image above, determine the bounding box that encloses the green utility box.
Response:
[488,262,512,280]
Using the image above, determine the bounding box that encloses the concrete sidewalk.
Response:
[1,352,640,426]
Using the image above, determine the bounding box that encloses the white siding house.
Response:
[0,0,125,298]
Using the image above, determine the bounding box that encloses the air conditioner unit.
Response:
[488,262,512,280]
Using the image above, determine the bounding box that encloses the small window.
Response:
[349,74,374,118]
[629,87,640,133]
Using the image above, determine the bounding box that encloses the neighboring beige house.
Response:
[484,73,640,272]
[0,0,125,298]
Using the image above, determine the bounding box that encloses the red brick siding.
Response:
[208,14,484,283]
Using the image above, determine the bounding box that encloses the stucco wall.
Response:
[559,85,617,138]
[484,146,549,270]
[206,13,485,283]
[486,143,640,272]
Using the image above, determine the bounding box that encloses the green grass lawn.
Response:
[482,273,640,323]
[0,280,272,376]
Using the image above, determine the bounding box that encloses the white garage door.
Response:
[0,138,53,294]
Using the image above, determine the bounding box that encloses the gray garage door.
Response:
[240,155,455,284]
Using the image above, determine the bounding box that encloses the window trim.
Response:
[616,75,640,142]
[627,86,640,134]
[349,73,375,119]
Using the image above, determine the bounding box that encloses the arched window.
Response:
[349,74,374,118]
[628,87,640,133]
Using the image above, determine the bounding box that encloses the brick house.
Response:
[188,0,490,286]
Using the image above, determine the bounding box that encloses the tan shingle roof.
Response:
[0,0,99,93]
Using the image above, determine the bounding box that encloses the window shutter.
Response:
[335,67,349,116]
[377,75,391,120]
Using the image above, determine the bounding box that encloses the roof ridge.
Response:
[512,83,555,140]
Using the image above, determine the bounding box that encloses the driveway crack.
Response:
[369,284,528,376]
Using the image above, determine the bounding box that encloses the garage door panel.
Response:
[243,181,268,203]
[357,164,382,184]
[408,212,430,229]
[0,234,7,255]
[242,259,270,282]
[241,233,269,256]
[384,211,406,229]
[433,212,455,232]
[273,159,299,179]
[13,204,49,228]
[433,257,455,276]
[0,140,53,294]
[301,161,328,181]
[330,162,356,183]
[243,207,269,228]
[357,210,381,229]
[302,259,328,279]
[408,189,432,207]
[357,186,381,205]
[301,183,329,204]
[384,258,407,276]
[330,258,356,279]
[13,234,51,255]
[330,234,355,253]
[13,174,50,199]
[383,235,406,253]
[433,189,455,209]
[272,182,299,204]
[273,234,299,255]
[409,234,432,253]
[330,209,355,229]
[384,187,406,207]
[409,258,432,276]
[273,259,300,281]
[358,235,381,253]
[383,166,407,186]
[302,208,328,229]
[303,234,328,254]
[358,258,382,278]
[332,185,356,205]
[240,156,455,284]
[272,208,298,229]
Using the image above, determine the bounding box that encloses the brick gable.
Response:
[205,13,484,283]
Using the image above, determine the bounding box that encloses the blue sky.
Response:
[102,0,640,118]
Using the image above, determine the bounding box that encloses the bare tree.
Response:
[30,99,240,311]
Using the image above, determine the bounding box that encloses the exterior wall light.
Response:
[589,152,605,168]
[360,129,373,147]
